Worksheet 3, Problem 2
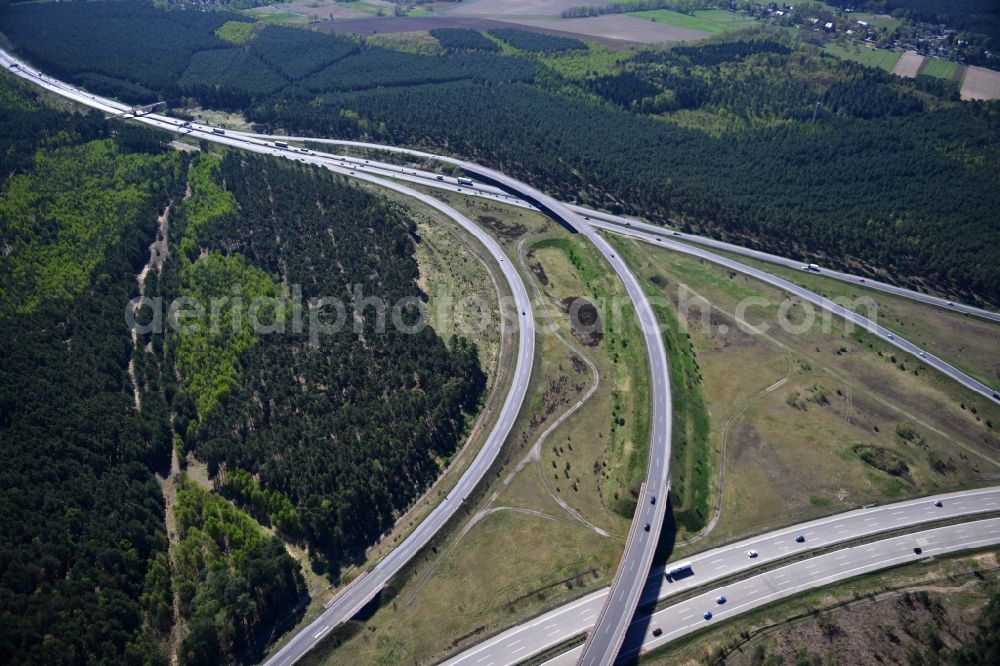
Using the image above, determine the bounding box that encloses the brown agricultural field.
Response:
[961,65,1000,101]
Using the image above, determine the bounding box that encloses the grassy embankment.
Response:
[609,237,712,536]
[640,548,1000,665]
[608,234,999,554]
[705,247,1000,393]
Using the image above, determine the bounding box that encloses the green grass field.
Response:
[823,42,901,72]
[628,8,757,34]
[919,57,959,80]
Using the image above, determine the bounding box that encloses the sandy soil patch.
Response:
[497,15,710,43]
[961,65,1000,101]
[891,50,924,78]
[443,0,589,17]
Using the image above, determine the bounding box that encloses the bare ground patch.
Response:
[728,584,988,666]
[315,14,674,45]
[443,0,590,18]
[961,65,1000,101]
[477,214,526,243]
[559,296,603,347]
[528,256,549,286]
[891,51,924,78]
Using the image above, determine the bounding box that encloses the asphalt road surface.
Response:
[443,486,1000,666]
[571,208,1000,324]
[546,516,1000,664]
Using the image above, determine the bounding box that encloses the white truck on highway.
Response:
[666,561,693,579]
[457,177,474,186]
[802,263,820,272]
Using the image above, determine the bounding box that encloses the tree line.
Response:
[430,27,501,52]
[486,28,586,53]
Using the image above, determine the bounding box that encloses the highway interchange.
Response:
[3,47,999,666]
[220,132,1000,408]
[259,135,678,665]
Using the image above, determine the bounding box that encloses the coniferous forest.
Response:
[0,67,484,664]
[155,151,486,570]
[0,74,182,665]
[2,1,997,304]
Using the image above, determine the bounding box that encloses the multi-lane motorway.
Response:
[4,48,999,666]
[571,208,1000,324]
[444,486,1000,666]
[551,516,1000,665]
[240,135,1000,326]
